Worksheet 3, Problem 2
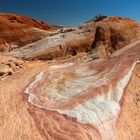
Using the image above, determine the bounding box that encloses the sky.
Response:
[0,0,140,26]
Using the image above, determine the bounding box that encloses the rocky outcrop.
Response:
[8,16,140,60]
[0,14,140,140]
[0,55,24,80]
[90,17,139,58]
[25,40,140,140]
[0,14,52,51]
[0,53,140,140]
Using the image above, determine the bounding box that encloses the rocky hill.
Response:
[0,13,52,51]
[6,16,139,60]
[0,14,140,140]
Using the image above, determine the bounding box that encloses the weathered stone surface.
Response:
[0,55,24,80]
[0,14,52,51]
[0,14,140,140]
[8,17,140,60]
[116,64,140,140]
[25,40,140,140]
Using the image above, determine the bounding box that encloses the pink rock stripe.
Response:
[25,41,140,140]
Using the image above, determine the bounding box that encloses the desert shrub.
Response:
[86,14,107,23]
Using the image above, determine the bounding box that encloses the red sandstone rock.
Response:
[25,40,140,140]
[8,16,140,60]
[0,15,140,140]
[0,14,52,51]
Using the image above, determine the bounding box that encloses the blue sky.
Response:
[0,0,139,26]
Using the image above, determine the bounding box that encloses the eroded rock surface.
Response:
[0,55,24,80]
[0,14,52,51]
[0,14,140,140]
[25,41,140,140]
[9,17,140,60]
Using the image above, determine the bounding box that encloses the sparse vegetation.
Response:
[86,14,107,23]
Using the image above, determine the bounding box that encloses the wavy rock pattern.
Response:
[25,41,140,139]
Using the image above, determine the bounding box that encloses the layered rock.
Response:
[0,14,140,140]
[25,40,140,139]
[90,17,139,58]
[0,54,140,140]
[8,16,140,60]
[0,14,52,51]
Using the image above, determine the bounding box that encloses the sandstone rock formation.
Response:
[0,55,24,80]
[0,14,140,140]
[0,14,52,51]
[0,40,140,140]
[25,40,140,140]
[7,16,139,60]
